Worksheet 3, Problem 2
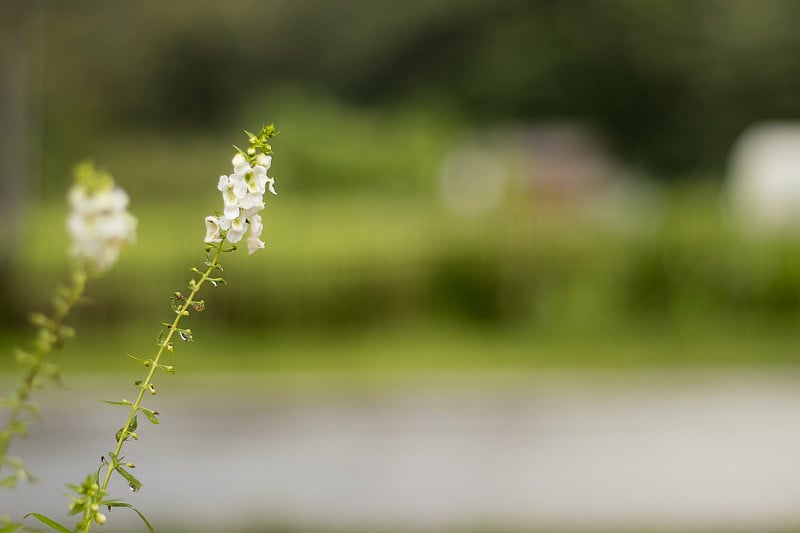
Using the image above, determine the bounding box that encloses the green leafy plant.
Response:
[0,163,136,492]
[23,125,278,532]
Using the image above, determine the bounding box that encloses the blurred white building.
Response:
[728,122,800,234]
[437,122,654,227]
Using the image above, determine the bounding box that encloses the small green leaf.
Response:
[203,260,223,272]
[23,514,71,533]
[41,362,62,384]
[135,380,157,392]
[103,400,132,406]
[20,402,40,416]
[115,417,137,443]
[29,313,48,327]
[8,420,27,436]
[104,502,154,533]
[156,362,175,374]
[126,353,153,367]
[116,466,142,492]
[13,349,32,365]
[140,407,160,424]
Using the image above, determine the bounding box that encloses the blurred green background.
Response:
[3,0,800,370]
[4,1,800,531]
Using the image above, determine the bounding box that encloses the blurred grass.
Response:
[3,184,800,377]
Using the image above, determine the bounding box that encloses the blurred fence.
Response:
[6,189,800,339]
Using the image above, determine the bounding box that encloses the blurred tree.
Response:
[0,0,41,323]
[32,0,800,185]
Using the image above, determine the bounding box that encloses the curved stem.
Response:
[0,269,87,474]
[96,241,225,497]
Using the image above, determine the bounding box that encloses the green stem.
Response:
[96,240,225,499]
[0,269,87,474]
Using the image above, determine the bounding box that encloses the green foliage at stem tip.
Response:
[72,161,114,194]
[235,123,278,161]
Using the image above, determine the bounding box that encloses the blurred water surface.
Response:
[4,370,800,532]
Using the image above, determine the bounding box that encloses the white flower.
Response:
[228,173,247,197]
[246,235,265,255]
[67,181,136,273]
[226,212,249,243]
[245,214,265,254]
[223,204,240,220]
[256,153,271,169]
[243,165,264,193]
[204,216,222,243]
[232,152,250,174]
[239,191,264,210]
[249,214,263,238]
[206,147,276,254]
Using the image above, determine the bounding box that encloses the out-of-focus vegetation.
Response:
[3,184,800,374]
[3,0,800,372]
[30,0,800,188]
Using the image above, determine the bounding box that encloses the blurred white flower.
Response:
[67,168,136,273]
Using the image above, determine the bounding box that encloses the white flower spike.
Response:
[205,125,278,253]
[67,162,137,273]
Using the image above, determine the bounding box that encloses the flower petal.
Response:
[232,153,250,174]
[249,214,264,238]
[256,153,271,170]
[246,235,265,254]
[239,192,264,210]
[204,216,222,243]
[224,204,240,220]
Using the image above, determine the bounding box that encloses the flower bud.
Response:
[95,512,107,525]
